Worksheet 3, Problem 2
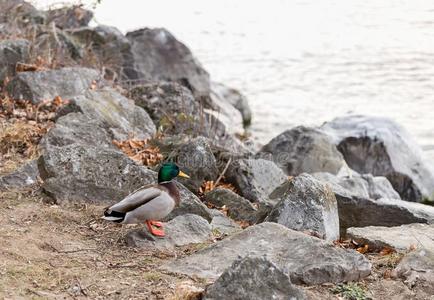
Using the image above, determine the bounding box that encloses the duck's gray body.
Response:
[103,181,180,224]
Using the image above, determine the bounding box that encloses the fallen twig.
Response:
[213,157,232,189]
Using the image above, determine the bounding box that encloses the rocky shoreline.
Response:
[1,1,434,299]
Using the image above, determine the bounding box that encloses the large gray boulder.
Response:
[125,214,211,249]
[39,142,156,203]
[41,113,113,148]
[163,222,371,284]
[204,256,306,300]
[259,126,345,175]
[225,158,287,203]
[7,67,100,104]
[130,81,229,142]
[130,82,199,132]
[0,39,29,84]
[67,25,137,80]
[265,174,340,241]
[347,224,434,252]
[126,28,210,98]
[169,136,218,192]
[337,196,434,231]
[205,188,258,223]
[321,115,434,202]
[211,82,252,127]
[313,172,401,200]
[130,82,247,154]
[59,88,156,141]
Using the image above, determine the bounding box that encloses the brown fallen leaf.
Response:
[379,247,395,256]
[52,95,69,107]
[16,62,41,72]
[356,244,369,254]
[199,180,215,195]
[235,220,251,229]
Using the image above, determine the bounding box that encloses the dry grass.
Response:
[0,120,45,156]
[0,120,43,175]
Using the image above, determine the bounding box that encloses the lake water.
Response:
[34,0,434,159]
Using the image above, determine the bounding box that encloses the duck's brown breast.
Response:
[158,181,180,206]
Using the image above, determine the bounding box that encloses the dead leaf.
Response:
[0,93,69,158]
[16,62,41,72]
[235,220,251,229]
[356,244,369,254]
[379,247,396,256]
[199,180,237,195]
[113,138,163,166]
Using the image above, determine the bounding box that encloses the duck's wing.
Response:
[124,192,176,223]
[108,185,163,213]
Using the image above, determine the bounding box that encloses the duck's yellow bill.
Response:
[178,170,190,178]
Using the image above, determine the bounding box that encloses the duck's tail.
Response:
[102,208,125,223]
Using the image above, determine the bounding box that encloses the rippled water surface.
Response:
[35,0,434,159]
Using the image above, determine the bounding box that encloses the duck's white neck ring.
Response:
[158,180,173,184]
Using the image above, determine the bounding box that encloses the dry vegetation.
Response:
[113,139,164,167]
[0,93,68,175]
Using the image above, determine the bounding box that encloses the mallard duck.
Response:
[102,162,190,237]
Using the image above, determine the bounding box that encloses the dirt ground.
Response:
[0,188,199,299]
[1,187,433,300]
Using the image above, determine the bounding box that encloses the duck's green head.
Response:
[158,162,190,183]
